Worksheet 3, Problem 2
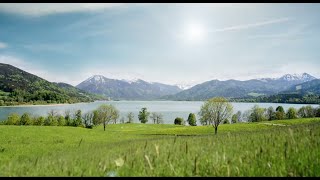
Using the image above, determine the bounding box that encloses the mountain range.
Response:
[164,73,318,101]
[0,63,319,104]
[76,75,181,100]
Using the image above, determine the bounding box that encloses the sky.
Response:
[0,3,320,87]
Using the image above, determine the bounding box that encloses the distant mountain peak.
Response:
[278,73,316,82]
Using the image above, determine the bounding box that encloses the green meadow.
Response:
[0,118,320,177]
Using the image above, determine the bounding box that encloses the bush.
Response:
[174,117,184,125]
[6,113,20,125]
[286,107,297,119]
[34,116,45,126]
[57,116,66,126]
[20,113,32,125]
[223,119,230,124]
[187,113,197,126]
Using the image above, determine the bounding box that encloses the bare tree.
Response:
[150,112,164,124]
[126,112,134,123]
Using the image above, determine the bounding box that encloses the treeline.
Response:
[0,89,103,106]
[199,104,320,125]
[231,94,320,104]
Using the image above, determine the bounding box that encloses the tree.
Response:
[138,107,150,124]
[305,105,315,118]
[126,112,134,123]
[150,112,164,124]
[83,111,94,128]
[275,106,285,120]
[298,106,307,118]
[236,111,242,122]
[249,105,266,122]
[266,106,276,121]
[74,110,82,127]
[174,117,184,125]
[120,117,125,124]
[315,106,320,117]
[92,110,100,126]
[96,104,120,131]
[6,113,20,125]
[64,110,72,126]
[286,107,297,119]
[199,97,233,135]
[231,114,238,124]
[20,113,32,125]
[187,113,197,126]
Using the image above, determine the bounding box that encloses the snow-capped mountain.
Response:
[76,75,182,100]
[174,80,202,90]
[278,73,316,82]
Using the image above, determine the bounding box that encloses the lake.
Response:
[0,101,319,124]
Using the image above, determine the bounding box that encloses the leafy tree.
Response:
[298,106,307,118]
[275,106,285,120]
[187,113,197,126]
[305,105,315,118]
[20,113,32,125]
[199,97,233,135]
[286,107,297,119]
[6,113,20,125]
[92,110,100,126]
[174,117,184,125]
[231,114,238,124]
[96,104,119,131]
[126,112,134,123]
[249,105,266,122]
[266,106,276,121]
[138,107,150,124]
[73,110,82,127]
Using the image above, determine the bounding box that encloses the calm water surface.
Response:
[0,101,318,124]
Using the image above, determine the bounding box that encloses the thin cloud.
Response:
[212,17,291,33]
[0,42,7,49]
[0,3,124,16]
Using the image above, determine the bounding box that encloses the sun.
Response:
[185,23,206,42]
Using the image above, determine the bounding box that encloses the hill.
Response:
[0,63,105,106]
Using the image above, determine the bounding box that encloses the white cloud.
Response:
[0,42,7,49]
[0,3,124,16]
[212,17,291,33]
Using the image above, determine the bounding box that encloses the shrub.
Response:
[223,119,230,124]
[20,113,32,125]
[286,107,297,119]
[6,113,20,125]
[34,116,45,126]
[57,116,66,126]
[187,113,197,126]
[174,117,184,125]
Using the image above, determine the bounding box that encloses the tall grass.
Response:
[0,118,319,176]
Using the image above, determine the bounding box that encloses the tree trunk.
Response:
[104,122,106,131]
[214,126,218,135]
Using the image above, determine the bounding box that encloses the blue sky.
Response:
[0,3,319,86]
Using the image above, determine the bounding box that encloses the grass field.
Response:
[0,118,320,177]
